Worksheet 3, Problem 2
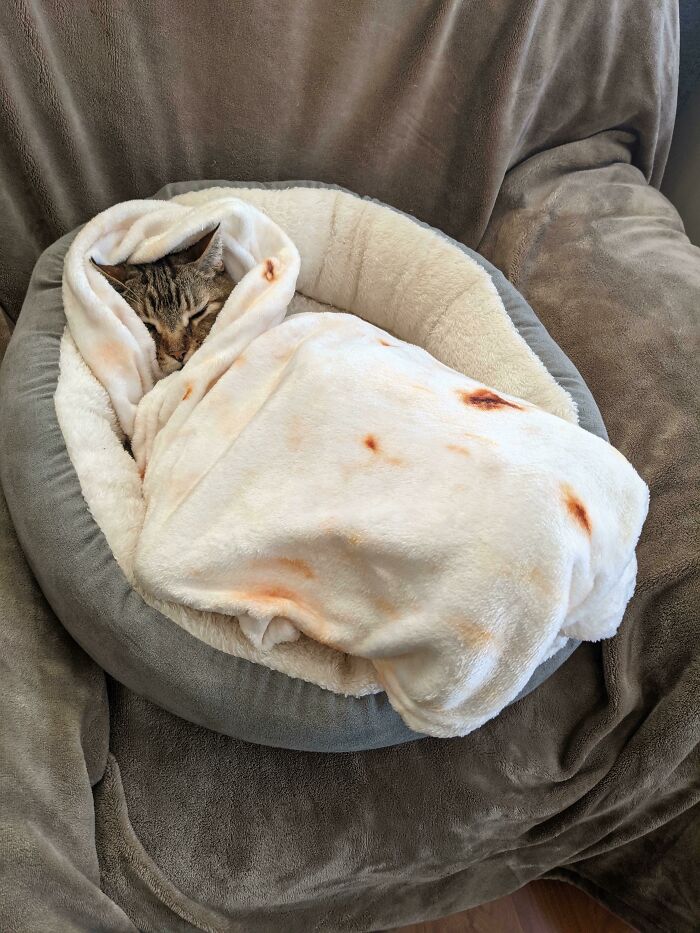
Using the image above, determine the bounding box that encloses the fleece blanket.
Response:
[61,192,648,737]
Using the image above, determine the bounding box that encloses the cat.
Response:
[94,227,234,375]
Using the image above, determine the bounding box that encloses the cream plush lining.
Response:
[55,187,647,737]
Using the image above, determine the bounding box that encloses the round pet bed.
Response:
[0,181,607,752]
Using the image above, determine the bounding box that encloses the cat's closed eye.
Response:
[94,227,234,376]
[189,305,210,324]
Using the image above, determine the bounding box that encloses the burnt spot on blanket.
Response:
[236,584,319,619]
[446,443,470,457]
[254,557,316,580]
[562,485,592,536]
[263,258,276,282]
[452,618,493,649]
[239,588,337,650]
[362,434,405,466]
[182,385,193,401]
[458,388,524,411]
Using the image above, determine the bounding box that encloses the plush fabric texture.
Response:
[4,185,595,756]
[58,188,647,737]
[0,2,698,932]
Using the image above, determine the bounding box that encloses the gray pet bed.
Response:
[0,181,606,752]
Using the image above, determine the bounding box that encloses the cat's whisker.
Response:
[120,284,141,306]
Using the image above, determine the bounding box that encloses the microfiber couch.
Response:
[0,2,698,932]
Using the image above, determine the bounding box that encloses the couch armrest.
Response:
[479,134,700,929]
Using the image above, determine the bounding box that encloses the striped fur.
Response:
[95,228,234,375]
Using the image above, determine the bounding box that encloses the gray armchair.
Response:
[1,2,698,931]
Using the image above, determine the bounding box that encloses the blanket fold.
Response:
[61,192,648,737]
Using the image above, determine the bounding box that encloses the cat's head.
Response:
[94,228,234,375]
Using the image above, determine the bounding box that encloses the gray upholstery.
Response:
[0,181,605,753]
[1,3,698,931]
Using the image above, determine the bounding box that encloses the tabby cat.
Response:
[94,227,234,375]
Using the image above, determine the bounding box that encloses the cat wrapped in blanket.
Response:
[62,192,649,737]
[94,228,233,375]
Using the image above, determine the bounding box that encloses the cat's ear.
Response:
[92,258,131,294]
[178,226,224,274]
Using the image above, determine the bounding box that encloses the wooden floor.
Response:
[396,881,635,932]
